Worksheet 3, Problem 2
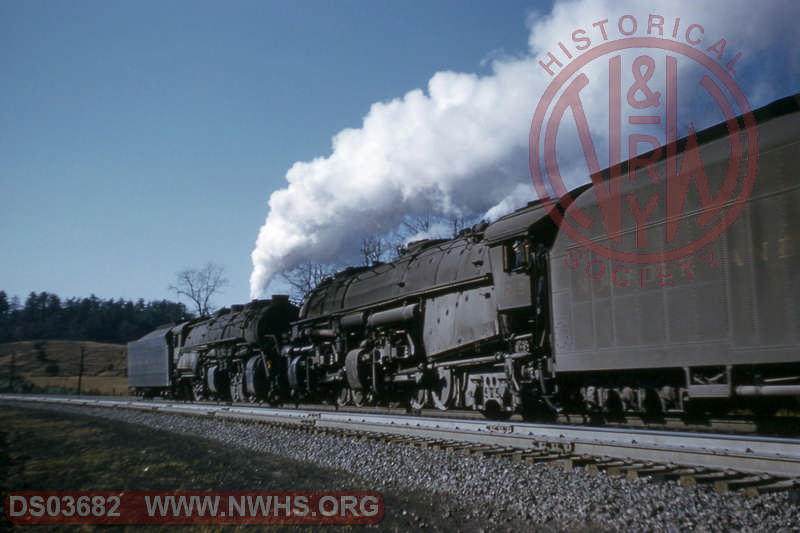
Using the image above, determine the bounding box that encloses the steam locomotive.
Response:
[129,94,800,419]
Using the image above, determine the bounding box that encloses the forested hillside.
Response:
[0,291,193,344]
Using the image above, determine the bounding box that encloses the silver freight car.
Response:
[548,95,800,413]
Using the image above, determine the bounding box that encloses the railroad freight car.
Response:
[546,96,800,415]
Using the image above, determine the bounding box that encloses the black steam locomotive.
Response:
[129,94,800,419]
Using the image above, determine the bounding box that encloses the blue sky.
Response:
[2,0,798,311]
[1,0,538,308]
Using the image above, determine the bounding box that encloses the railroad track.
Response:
[261,402,794,436]
[3,393,799,498]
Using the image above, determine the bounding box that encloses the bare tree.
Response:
[279,261,338,305]
[360,235,390,266]
[401,213,481,239]
[401,213,477,240]
[402,214,433,236]
[449,216,472,237]
[169,263,229,317]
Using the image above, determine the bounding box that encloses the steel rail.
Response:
[3,394,800,478]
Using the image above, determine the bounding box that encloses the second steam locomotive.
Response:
[129,95,800,419]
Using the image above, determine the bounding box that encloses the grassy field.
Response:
[1,405,363,533]
[0,405,490,533]
[0,340,128,395]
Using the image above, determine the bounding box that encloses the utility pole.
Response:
[8,351,14,392]
[77,346,85,395]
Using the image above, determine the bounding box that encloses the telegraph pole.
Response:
[8,351,14,392]
[77,346,85,395]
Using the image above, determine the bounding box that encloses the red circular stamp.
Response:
[530,27,759,266]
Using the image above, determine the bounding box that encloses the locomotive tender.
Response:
[129,94,800,418]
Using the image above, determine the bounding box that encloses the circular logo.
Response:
[529,37,759,264]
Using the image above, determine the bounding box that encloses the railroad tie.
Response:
[377,433,412,444]
[713,474,772,494]
[448,440,471,449]
[606,462,647,476]
[462,445,506,457]
[413,437,441,447]
[512,452,566,465]
[679,470,738,488]
[495,448,522,460]
[662,468,706,481]
[743,478,799,498]
[586,460,630,474]
[552,455,595,470]
[626,464,678,480]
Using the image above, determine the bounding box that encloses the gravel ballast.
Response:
[4,400,799,532]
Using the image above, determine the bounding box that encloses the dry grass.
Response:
[0,405,530,533]
[25,375,129,395]
[0,340,128,395]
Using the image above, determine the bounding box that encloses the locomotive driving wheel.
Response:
[230,365,246,403]
[335,386,351,407]
[191,380,205,401]
[351,389,366,407]
[431,367,454,410]
[409,387,429,410]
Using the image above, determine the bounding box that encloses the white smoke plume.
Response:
[251,0,799,299]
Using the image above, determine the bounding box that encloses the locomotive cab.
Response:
[485,201,558,351]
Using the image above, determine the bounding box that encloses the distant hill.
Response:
[0,290,193,344]
[0,340,128,395]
